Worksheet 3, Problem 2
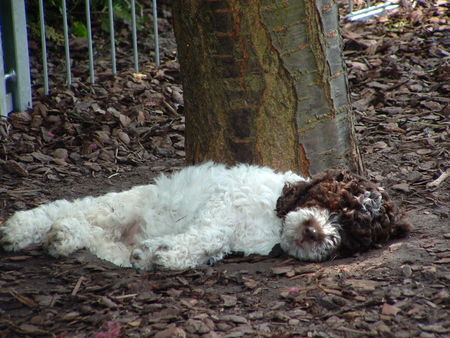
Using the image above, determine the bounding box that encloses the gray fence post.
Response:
[0,0,32,117]
[0,27,10,117]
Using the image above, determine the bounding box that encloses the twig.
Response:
[387,78,410,91]
[320,299,382,320]
[0,319,53,336]
[427,169,450,188]
[71,276,86,296]
[8,289,36,308]
[163,100,179,116]
[337,327,378,336]
[114,293,138,299]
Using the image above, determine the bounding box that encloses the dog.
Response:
[0,162,411,270]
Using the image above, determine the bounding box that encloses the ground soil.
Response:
[0,1,449,337]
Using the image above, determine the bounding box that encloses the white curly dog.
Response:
[1,162,344,269]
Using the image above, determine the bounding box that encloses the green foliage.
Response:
[26,0,147,40]
[45,25,65,44]
[28,21,64,46]
[103,1,148,31]
[72,21,88,38]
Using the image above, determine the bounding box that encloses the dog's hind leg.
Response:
[0,184,155,257]
[0,199,74,252]
[44,217,133,267]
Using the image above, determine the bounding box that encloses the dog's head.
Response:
[276,171,412,261]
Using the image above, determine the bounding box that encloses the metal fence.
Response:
[0,0,32,117]
[0,0,160,117]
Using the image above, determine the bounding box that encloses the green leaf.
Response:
[72,21,88,38]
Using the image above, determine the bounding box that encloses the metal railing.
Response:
[38,0,160,91]
[346,1,399,21]
[0,0,160,117]
[0,0,32,117]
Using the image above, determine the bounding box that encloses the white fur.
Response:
[0,162,340,270]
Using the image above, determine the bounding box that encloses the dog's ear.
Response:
[276,181,312,218]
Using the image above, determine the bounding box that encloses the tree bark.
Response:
[172,0,363,176]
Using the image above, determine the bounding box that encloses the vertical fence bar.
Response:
[9,0,32,111]
[85,0,95,83]
[0,26,8,117]
[130,0,139,72]
[0,0,32,115]
[108,0,117,74]
[152,0,160,67]
[38,0,49,94]
[61,0,72,87]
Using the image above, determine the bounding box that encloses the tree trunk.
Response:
[172,0,363,176]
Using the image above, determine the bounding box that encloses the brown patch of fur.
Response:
[120,222,143,246]
[276,171,413,258]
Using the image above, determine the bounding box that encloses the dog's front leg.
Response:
[130,225,232,270]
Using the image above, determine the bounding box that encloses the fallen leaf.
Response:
[271,266,294,275]
[346,279,380,292]
[185,319,210,334]
[381,303,401,316]
[7,255,30,261]
[342,311,362,319]
[154,327,186,338]
[18,324,50,335]
[418,324,450,334]
[392,183,411,193]
[242,277,258,289]
[98,296,117,308]
[119,114,132,127]
[128,320,141,327]
[220,315,248,324]
[62,311,80,321]
[9,290,37,308]
[221,294,237,307]
[3,160,28,177]
[435,257,450,264]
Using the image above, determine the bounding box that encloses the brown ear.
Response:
[276,181,312,218]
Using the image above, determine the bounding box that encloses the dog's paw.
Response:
[44,220,83,257]
[130,240,171,270]
[0,224,19,251]
[130,239,191,270]
[0,213,38,251]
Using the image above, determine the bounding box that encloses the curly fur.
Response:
[276,171,412,260]
[0,163,411,270]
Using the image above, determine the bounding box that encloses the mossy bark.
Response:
[172,0,363,176]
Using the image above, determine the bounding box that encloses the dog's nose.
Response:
[303,227,320,241]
